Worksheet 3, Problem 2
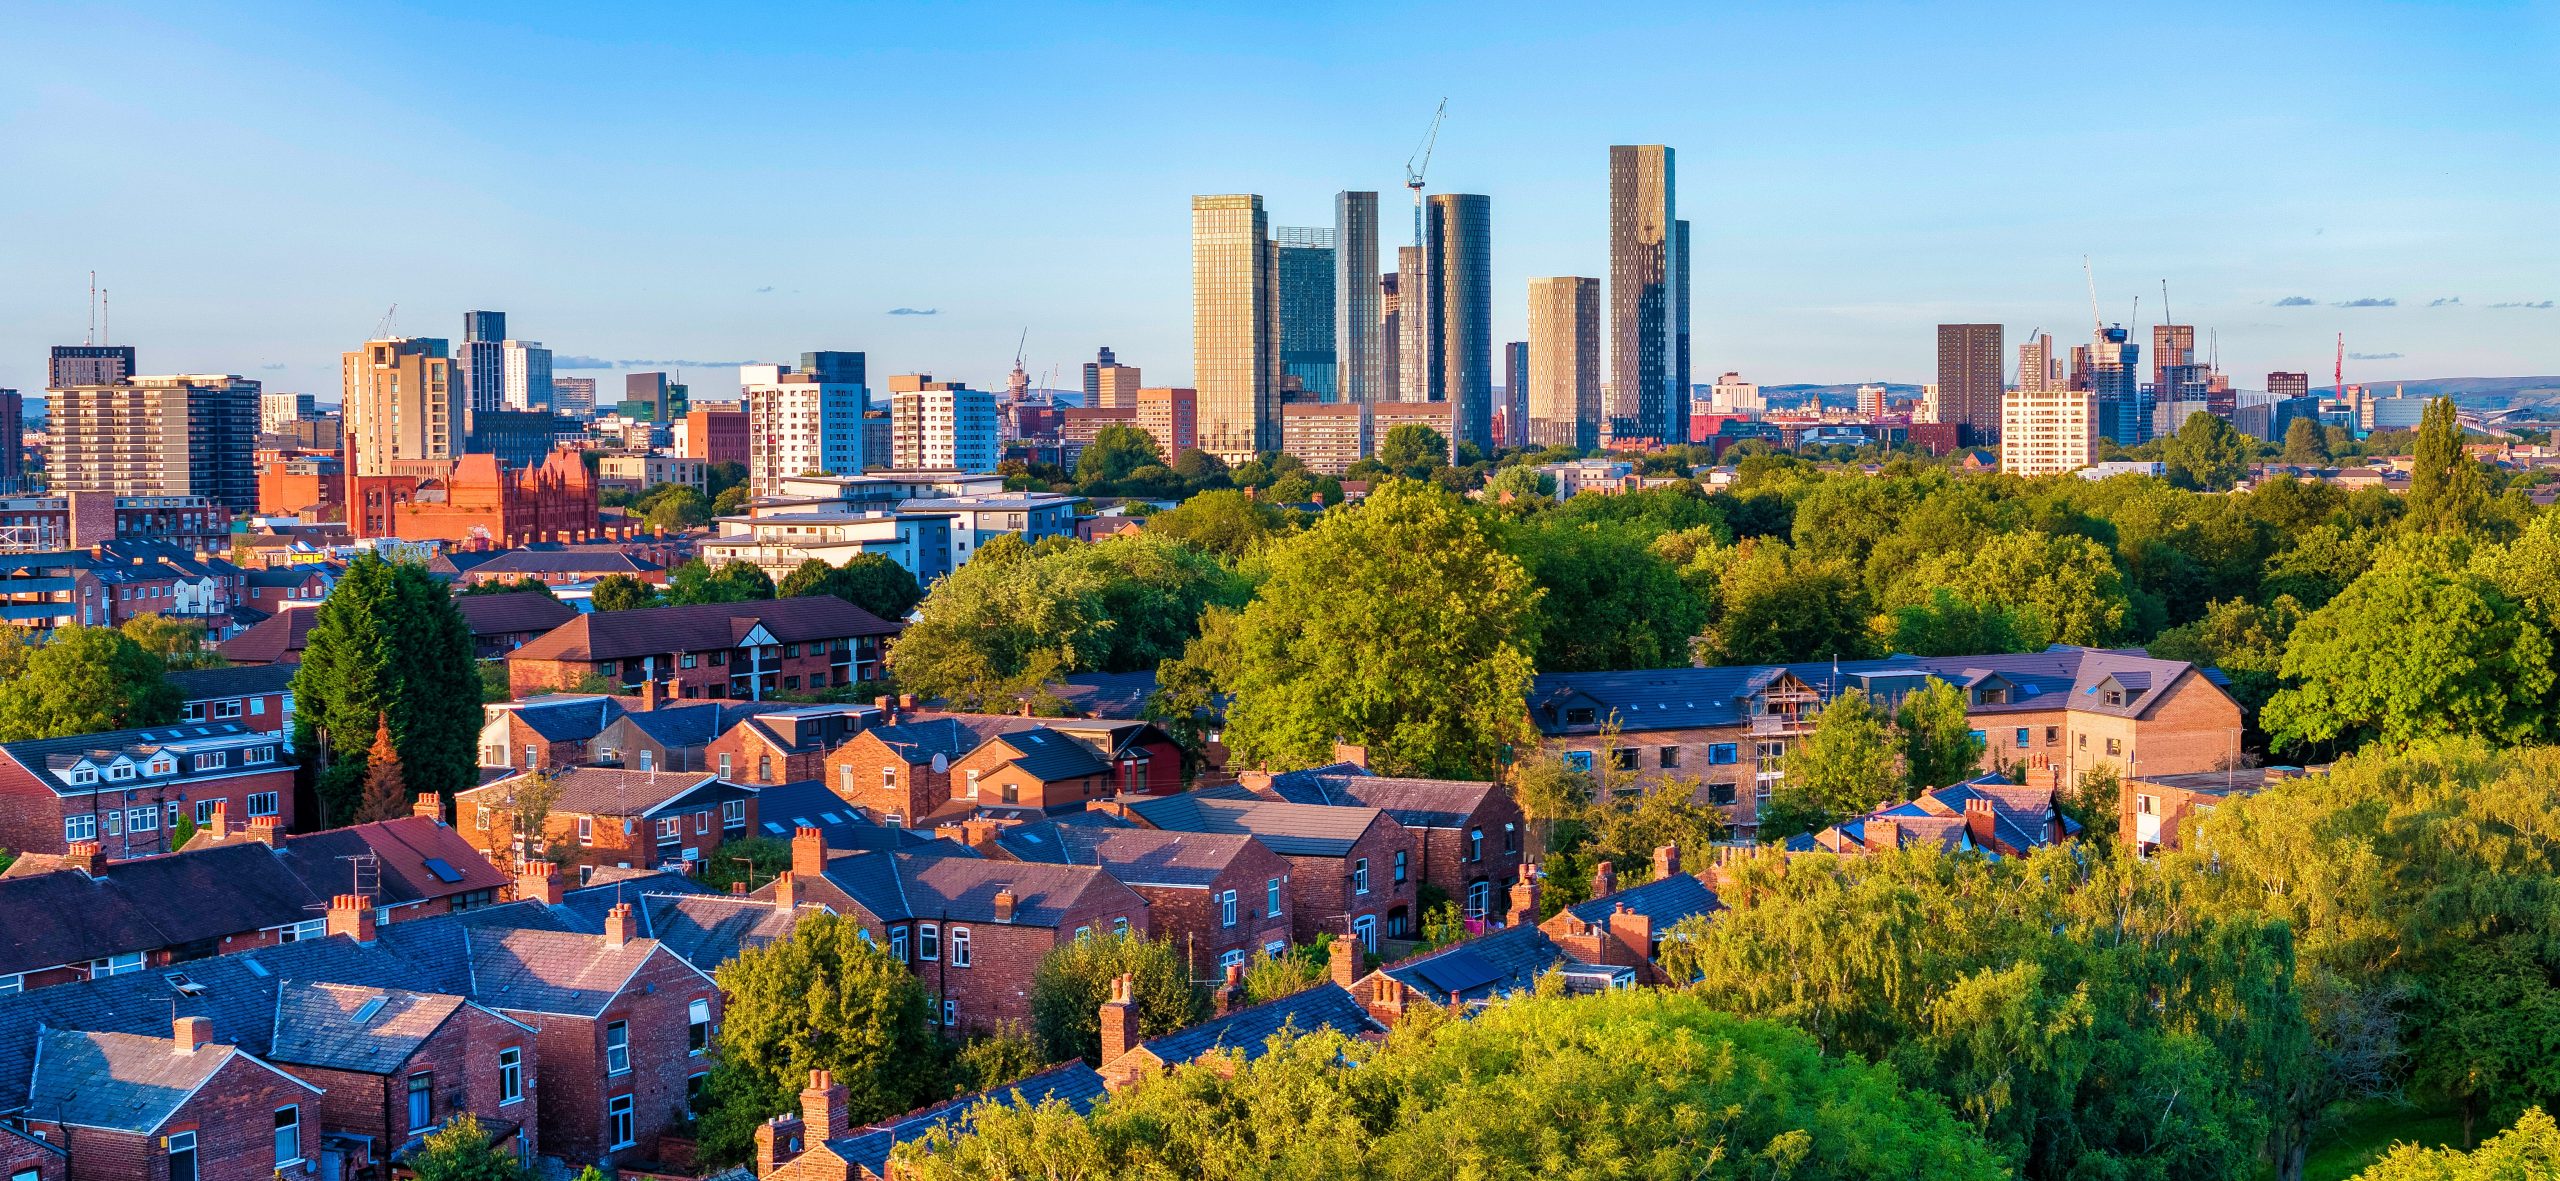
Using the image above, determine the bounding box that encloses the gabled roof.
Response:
[1049,671,1161,719]
[0,721,268,797]
[749,781,949,851]
[487,694,626,745]
[463,550,665,577]
[215,606,321,664]
[860,718,999,767]
[1122,794,1387,858]
[996,822,1253,889]
[165,662,298,702]
[987,727,1112,782]
[465,767,732,819]
[1560,873,1722,928]
[725,705,879,755]
[462,927,666,1017]
[270,817,513,908]
[822,851,1141,927]
[830,1062,1108,1178]
[1787,774,2080,859]
[613,701,792,751]
[1378,922,1607,1006]
[635,894,825,972]
[267,982,472,1074]
[509,595,900,663]
[453,589,579,637]
[1129,983,1378,1068]
[1258,768,1499,830]
[26,1029,295,1133]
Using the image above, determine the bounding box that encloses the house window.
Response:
[1468,829,1483,862]
[919,923,939,960]
[2014,728,2031,747]
[1219,890,1238,927]
[167,1131,197,1181]
[245,790,277,817]
[719,754,734,778]
[965,769,981,799]
[607,1094,635,1148]
[2078,733,2087,749]
[1393,850,1408,883]
[949,927,971,966]
[89,952,142,977]
[1352,914,1376,951]
[2104,688,2125,707]
[1610,749,1637,771]
[126,807,158,833]
[1659,747,1680,769]
[246,745,275,765]
[276,918,326,943]
[689,998,712,1054]
[274,1105,302,1166]
[881,767,896,790]
[63,814,95,842]
[681,653,697,669]
[498,1047,523,1104]
[723,799,746,829]
[1503,821,1519,853]
[1001,782,1019,804]
[637,750,655,771]
[890,926,908,959]
[2045,726,2060,744]
[942,998,958,1027]
[579,817,595,846]
[2106,737,2124,757]
[2136,794,2158,816]
[1113,916,1129,936]
[1563,750,1593,772]
[1074,926,1092,941]
[1266,878,1283,917]
[1352,858,1370,895]
[406,1072,435,1132]
[757,756,772,782]
[695,810,710,834]
[1710,783,1738,806]
[1467,880,1493,918]
[477,806,491,831]
[104,810,122,836]
[1265,940,1288,958]
[1219,949,1247,973]
[605,1021,630,1074]
[0,973,22,996]
[524,745,538,769]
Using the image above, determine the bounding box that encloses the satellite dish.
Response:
[931,753,949,774]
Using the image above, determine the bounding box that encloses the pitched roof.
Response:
[1049,671,1161,719]
[988,727,1112,782]
[636,894,823,971]
[0,720,268,796]
[1122,794,1387,858]
[490,694,627,744]
[996,822,1254,888]
[462,927,665,1017]
[1378,922,1616,1006]
[830,1062,1109,1178]
[1561,873,1722,928]
[1259,769,1498,830]
[215,606,321,664]
[822,851,1141,927]
[164,662,298,702]
[1131,983,1378,1067]
[453,590,579,637]
[270,816,513,908]
[751,781,934,849]
[465,550,665,577]
[726,705,880,755]
[26,1030,272,1133]
[267,982,470,1074]
[861,718,1002,767]
[1785,774,2081,858]
[465,767,730,818]
[614,701,792,751]
[508,595,900,664]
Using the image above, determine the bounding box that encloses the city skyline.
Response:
[2,2,2555,404]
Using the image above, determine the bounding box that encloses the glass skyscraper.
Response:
[1275,226,1337,399]
[461,310,507,416]
[2089,326,2149,445]
[1608,146,1686,446]
[1334,192,1381,406]
[1191,194,1280,462]
[1427,193,1492,454]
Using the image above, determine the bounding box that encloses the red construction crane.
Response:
[2334,334,2345,399]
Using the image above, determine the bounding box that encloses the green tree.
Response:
[1879,586,2043,657]
[1580,781,1728,884]
[1240,944,1326,1004]
[1376,424,1451,475]
[1028,931,1201,1064]
[776,554,924,620]
[1698,540,1874,665]
[1503,519,1706,672]
[2147,596,2300,741]
[0,627,28,681]
[2352,1108,2560,1180]
[0,624,181,741]
[1170,448,1231,490]
[695,912,940,1165]
[642,486,711,532]
[2264,558,2553,753]
[1762,688,1901,838]
[2282,416,2332,465]
[692,835,789,893]
[1175,479,1541,778]
[666,559,775,605]
[291,552,480,825]
[118,613,226,669]
[945,1023,1047,1096]
[711,483,752,517]
[1144,490,1291,559]
[2163,410,2255,492]
[1482,463,1556,501]
[589,573,660,612]
[1906,530,2133,648]
[407,1114,527,1181]
[1075,425,1164,487]
[1896,677,1985,791]
[458,577,560,600]
[2407,397,2492,535]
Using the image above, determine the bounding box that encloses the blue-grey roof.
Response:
[990,727,1111,782]
[1561,873,1721,928]
[865,718,988,766]
[1382,923,1576,1006]
[1259,767,1498,830]
[165,662,298,702]
[995,820,1253,887]
[1133,983,1377,1067]
[832,1062,1108,1177]
[821,851,1140,927]
[1123,793,1385,858]
[1050,671,1161,719]
[754,781,951,851]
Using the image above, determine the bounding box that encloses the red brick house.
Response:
[1787,774,2079,860]
[1535,846,1723,986]
[506,596,901,700]
[479,693,631,774]
[167,663,298,739]
[773,828,1148,1031]
[240,563,335,615]
[20,1019,324,1181]
[824,714,1183,827]
[990,816,1294,979]
[0,722,293,863]
[1111,792,1418,951]
[822,717,995,827]
[1096,979,1379,1091]
[755,1063,1109,1181]
[264,981,541,1175]
[454,589,579,659]
[1247,763,1526,920]
[456,768,755,876]
[705,704,881,786]
[0,1124,63,1181]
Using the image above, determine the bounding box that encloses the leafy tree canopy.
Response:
[1028,930,1200,1064]
[290,552,480,824]
[0,624,181,741]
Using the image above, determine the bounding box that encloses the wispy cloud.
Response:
[2334,297,2398,308]
[2489,300,2555,309]
[2272,296,2317,307]
[2348,352,2403,361]
[887,307,939,316]
[2428,296,2461,307]
[554,355,616,369]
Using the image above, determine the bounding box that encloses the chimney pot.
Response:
[1098,973,1139,1064]
[774,871,798,910]
[799,1068,851,1144]
[63,841,104,875]
[516,858,565,905]
[992,887,1017,923]
[172,1015,212,1054]
[247,815,284,846]
[1505,862,1542,927]
[1591,859,1616,899]
[1652,843,1681,882]
[792,825,826,880]
[410,792,442,823]
[203,801,230,842]
[604,902,636,948]
[326,893,377,944]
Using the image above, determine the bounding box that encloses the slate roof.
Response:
[1378,922,1609,1006]
[509,595,900,663]
[635,894,823,971]
[0,720,266,796]
[614,701,792,752]
[25,1029,294,1133]
[1130,983,1378,1067]
[165,662,299,702]
[726,705,880,755]
[822,851,1141,927]
[267,982,470,1074]
[752,781,915,848]
[996,822,1252,888]
[215,606,321,664]
[1528,645,2228,736]
[454,589,578,637]
[1259,768,1497,830]
[465,767,730,818]
[264,816,513,910]
[552,871,713,934]
[1050,671,1160,719]
[1122,794,1386,858]
[463,927,666,1017]
[1783,774,2081,858]
[862,718,1006,767]
[829,1062,1109,1179]
[1560,873,1722,928]
[464,550,665,578]
[989,727,1112,782]
[490,694,627,744]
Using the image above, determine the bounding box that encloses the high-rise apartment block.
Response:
[49,345,136,390]
[1334,191,1382,407]
[1427,193,1494,454]
[1083,347,1142,410]
[1281,403,1367,474]
[550,376,597,418]
[2087,326,2146,445]
[1501,340,1529,450]
[1135,387,1198,459]
[48,373,261,511]
[684,405,750,467]
[502,340,553,411]
[1191,194,1281,463]
[2268,372,2311,399]
[800,351,866,385]
[342,337,461,477]
[1934,324,2006,443]
[259,392,317,435]
[461,311,507,415]
[887,376,999,473]
[1396,244,1431,403]
[743,362,868,493]
[2151,325,2196,391]
[1608,145,1687,446]
[1709,372,1763,414]
[1378,271,1402,401]
[1527,277,1601,450]
[1276,226,1338,399]
[1857,384,1889,417]
[2000,389,2098,478]
[0,389,21,494]
[2019,332,2056,394]
[624,372,686,422]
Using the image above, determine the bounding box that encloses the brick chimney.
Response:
[411,792,443,823]
[1235,768,1276,796]
[773,871,798,910]
[1590,859,1616,900]
[604,902,635,948]
[1214,964,1246,1017]
[1652,843,1681,882]
[326,894,377,944]
[640,679,664,712]
[1330,742,1370,770]
[202,801,230,843]
[1867,818,1900,852]
[247,815,284,847]
[517,859,564,905]
[1608,904,1656,968]
[899,693,917,711]
[1964,797,1998,850]
[801,1068,851,1144]
[1328,932,1360,988]
[1371,975,1408,1024]
[63,840,104,876]
[1099,973,1139,1064]
[992,886,1018,923]
[1504,862,1541,927]
[792,825,827,881]
[173,1015,212,1055]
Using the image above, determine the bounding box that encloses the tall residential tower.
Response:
[1427,193,1493,453]
[1528,277,1601,450]
[1607,146,1686,446]
[1333,191,1382,406]
[1191,194,1280,463]
[1934,323,2006,443]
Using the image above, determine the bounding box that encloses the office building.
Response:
[48,373,261,511]
[468,410,574,469]
[550,375,597,418]
[1082,347,1142,409]
[889,378,1000,474]
[461,310,507,415]
[1191,194,1281,463]
[2151,325,2196,392]
[800,351,865,385]
[1281,403,1367,474]
[1934,324,2005,443]
[49,344,135,390]
[1710,372,1763,414]
[1335,191,1382,407]
[1607,145,1687,446]
[624,371,688,422]
[1527,277,1601,450]
[2019,333,2056,394]
[1857,384,1889,417]
[684,405,750,467]
[1135,387,1198,459]
[1275,226,1338,399]
[501,339,553,411]
[342,337,461,477]
[259,392,316,435]
[0,389,19,493]
[1396,245,1432,403]
[1501,340,1529,450]
[2268,372,2311,400]
[2000,389,2098,477]
[2235,393,2322,442]
[2087,326,2147,445]
[2156,363,2213,429]
[743,362,868,494]
[862,408,892,470]
[1428,193,1494,454]
[1676,218,1692,415]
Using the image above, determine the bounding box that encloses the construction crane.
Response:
[1404,98,1448,248]
[2083,256,2103,334]
[374,303,399,339]
[2335,334,2346,400]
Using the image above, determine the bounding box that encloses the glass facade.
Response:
[1935,323,2006,442]
[1528,276,1601,450]
[1608,146,1684,445]
[2088,326,2149,445]
[1428,193,1493,454]
[1275,226,1337,399]
[1333,192,1381,406]
[1191,194,1280,462]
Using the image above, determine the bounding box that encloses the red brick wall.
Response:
[823,734,945,825]
[0,764,296,860]
[509,949,717,1168]
[1276,816,1418,946]
[1133,841,1295,979]
[1405,798,1528,915]
[35,1051,314,1181]
[512,648,852,701]
[279,1004,539,1159]
[705,728,830,787]
[0,1128,61,1181]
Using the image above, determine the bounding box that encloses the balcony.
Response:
[1747,713,1810,736]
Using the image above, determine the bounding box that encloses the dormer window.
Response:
[106,762,136,781]
[1565,707,1596,726]
[67,766,97,785]
[1976,687,2009,706]
[148,756,175,776]
[2102,688,2125,707]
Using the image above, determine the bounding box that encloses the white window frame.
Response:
[918,923,939,961]
[64,814,95,842]
[607,1094,635,1149]
[273,1104,302,1167]
[1219,890,1238,928]
[688,998,712,1055]
[605,1020,631,1075]
[247,792,280,817]
[498,1046,523,1105]
[948,926,971,967]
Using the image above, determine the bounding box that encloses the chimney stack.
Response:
[1964,797,1998,849]
[801,1069,851,1144]
[640,679,663,712]
[792,825,826,881]
[604,902,635,948]
[1608,904,1657,970]
[247,815,284,847]
[1373,975,1408,1023]
[1328,931,1360,988]
[1652,843,1681,882]
[517,859,564,905]
[1868,818,1901,852]
[1215,964,1246,1016]
[203,801,230,843]
[992,887,1017,923]
[63,841,104,876]
[1505,862,1541,927]
[411,792,443,823]
[1098,974,1138,1064]
[173,1015,212,1055]
[773,871,798,910]
[1330,742,1369,770]
[326,894,377,944]
[1590,859,1616,900]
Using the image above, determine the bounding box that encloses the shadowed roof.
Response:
[509,595,899,663]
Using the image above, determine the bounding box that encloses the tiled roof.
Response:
[369,902,583,996]
[165,662,298,702]
[1259,769,1497,830]
[1381,922,1580,1006]
[830,1062,1109,1178]
[823,851,1141,927]
[616,701,790,751]
[997,823,1251,889]
[454,590,578,637]
[215,606,321,664]
[1123,794,1386,858]
[463,927,665,1017]
[1786,774,2080,858]
[465,767,728,818]
[267,981,470,1074]
[465,550,665,577]
[1049,671,1160,719]
[1561,873,1722,928]
[636,894,823,971]
[0,720,268,797]
[990,728,1111,782]
[728,705,879,755]
[1132,983,1377,1067]
[492,694,627,744]
[553,871,713,933]
[242,565,332,589]
[26,1029,280,1133]
[270,817,513,909]
[863,718,1001,767]
[508,595,900,663]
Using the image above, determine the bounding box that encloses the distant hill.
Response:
[2342,377,2560,407]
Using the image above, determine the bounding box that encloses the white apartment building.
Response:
[501,340,553,411]
[889,387,1000,473]
[743,363,867,495]
[2000,389,2098,477]
[1709,372,1763,414]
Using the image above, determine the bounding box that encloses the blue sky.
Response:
[2,1,2554,403]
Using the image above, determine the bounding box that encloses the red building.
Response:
[506,595,901,700]
[255,451,345,517]
[0,722,295,863]
[684,406,750,467]
[351,448,604,547]
[20,1020,322,1181]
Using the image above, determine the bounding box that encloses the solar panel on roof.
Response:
[1409,948,1504,996]
[423,858,466,884]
